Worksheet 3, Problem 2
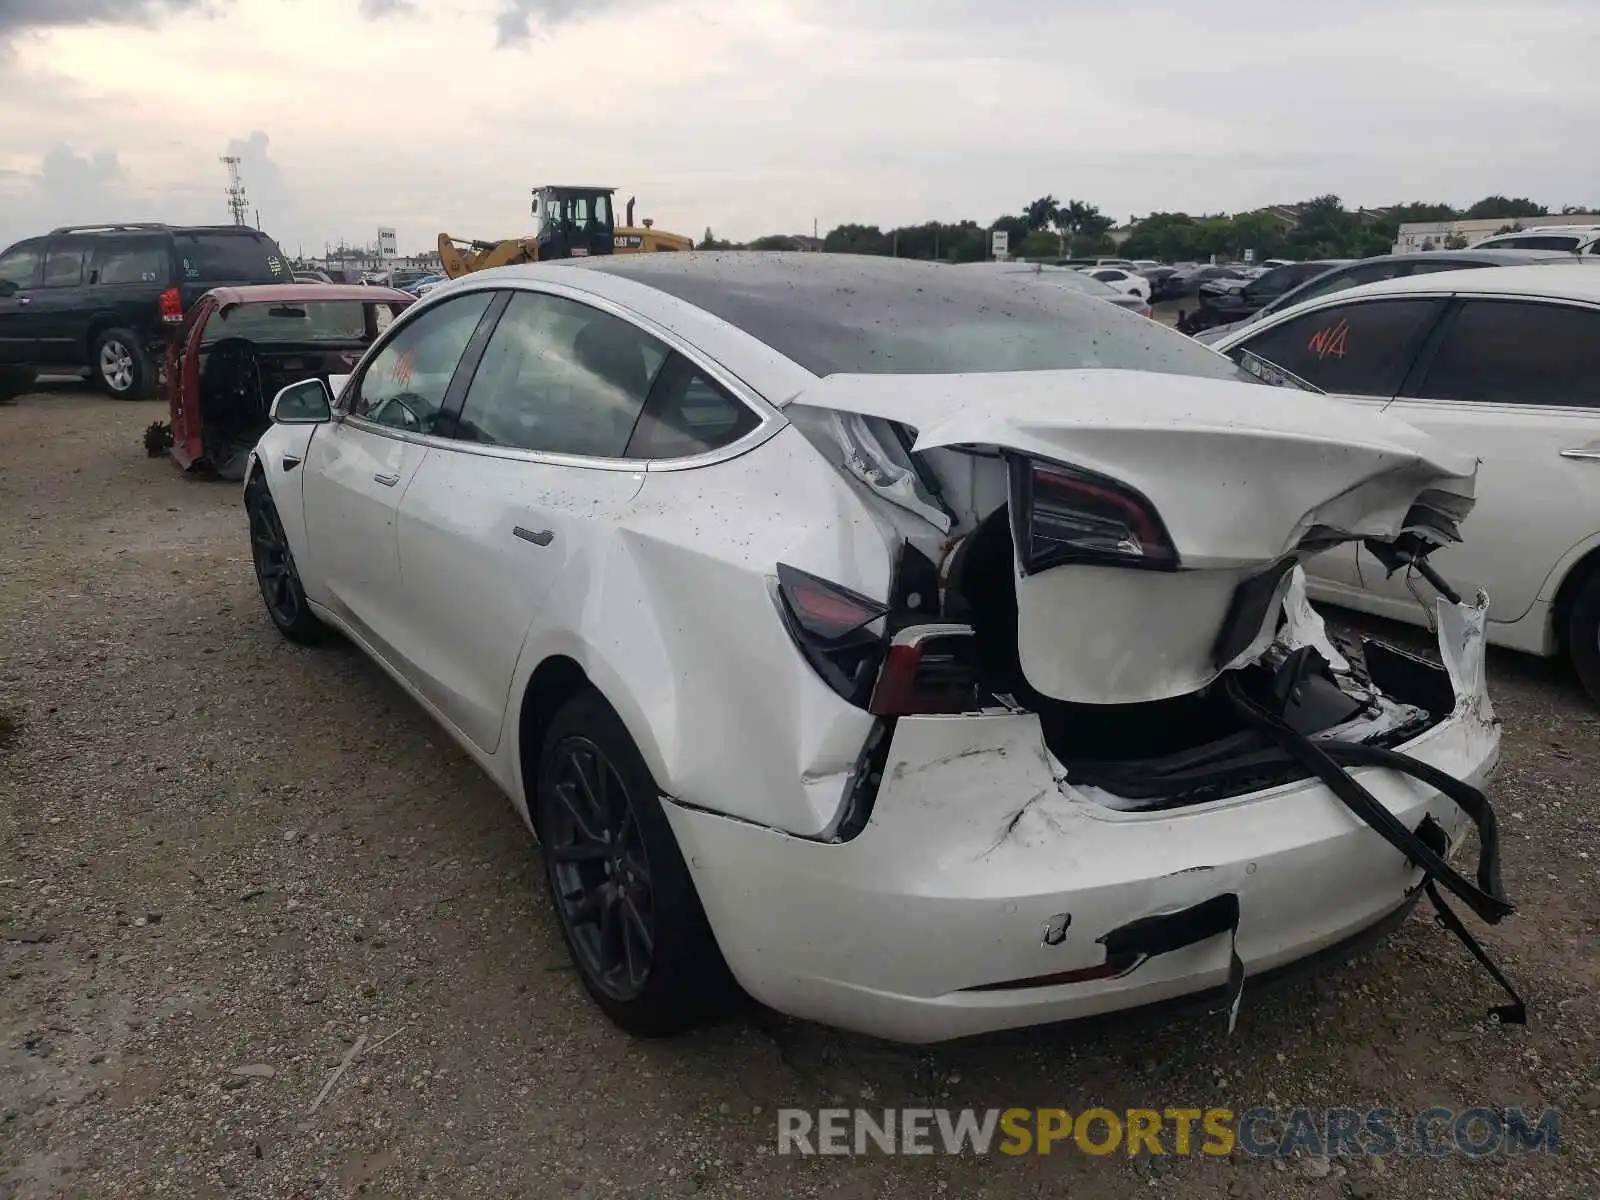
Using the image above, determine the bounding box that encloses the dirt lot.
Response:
[2,389,1597,1200]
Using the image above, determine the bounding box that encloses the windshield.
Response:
[203,301,397,344]
[593,255,1247,381]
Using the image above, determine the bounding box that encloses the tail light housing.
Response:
[159,287,184,324]
[773,563,888,706]
[773,564,990,715]
[1008,454,1178,575]
[868,625,987,716]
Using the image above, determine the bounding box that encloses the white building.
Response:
[1394,213,1600,253]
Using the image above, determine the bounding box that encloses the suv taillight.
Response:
[159,288,183,323]
[1008,454,1178,575]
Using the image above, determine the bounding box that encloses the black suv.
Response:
[0,223,290,398]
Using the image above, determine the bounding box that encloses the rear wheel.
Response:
[246,476,324,645]
[1565,566,1600,703]
[535,689,737,1036]
[92,328,154,399]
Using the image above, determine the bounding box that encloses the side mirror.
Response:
[270,378,332,424]
[0,279,17,298]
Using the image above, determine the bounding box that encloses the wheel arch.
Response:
[1549,541,1600,655]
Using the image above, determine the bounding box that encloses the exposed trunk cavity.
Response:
[944,510,1453,811]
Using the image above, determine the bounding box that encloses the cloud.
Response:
[0,145,135,244]
[0,0,205,35]
[494,0,613,46]
[358,0,414,16]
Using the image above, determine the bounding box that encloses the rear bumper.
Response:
[665,604,1499,1044]
[667,708,1495,1043]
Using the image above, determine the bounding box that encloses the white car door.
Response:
[299,290,495,661]
[1371,297,1600,623]
[392,289,669,752]
[1217,295,1450,594]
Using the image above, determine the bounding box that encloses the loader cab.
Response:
[532,186,616,260]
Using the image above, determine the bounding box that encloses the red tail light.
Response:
[774,563,887,706]
[159,287,183,323]
[774,564,990,716]
[868,626,987,716]
[1009,455,1178,575]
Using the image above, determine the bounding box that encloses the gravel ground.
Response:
[2,388,1597,1200]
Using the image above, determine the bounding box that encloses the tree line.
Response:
[700,194,1595,263]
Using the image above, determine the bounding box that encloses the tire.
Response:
[1565,566,1600,704]
[534,688,738,1036]
[245,476,324,645]
[92,328,154,400]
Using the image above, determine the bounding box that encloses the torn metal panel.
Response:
[791,368,1478,564]
[792,369,1478,705]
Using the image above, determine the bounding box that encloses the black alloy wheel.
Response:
[246,478,323,644]
[534,688,739,1036]
[544,735,656,1001]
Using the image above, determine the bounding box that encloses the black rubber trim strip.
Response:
[1098,892,1246,1033]
[1223,671,1525,1023]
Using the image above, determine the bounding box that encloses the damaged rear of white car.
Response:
[669,367,1514,1042]
[249,255,1518,1044]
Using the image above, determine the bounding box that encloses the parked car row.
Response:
[1206,262,1600,698]
[1186,249,1580,338]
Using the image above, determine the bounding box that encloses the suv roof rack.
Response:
[47,223,273,236]
[49,222,173,235]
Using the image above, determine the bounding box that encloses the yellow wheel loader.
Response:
[438,186,691,279]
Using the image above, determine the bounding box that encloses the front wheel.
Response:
[535,689,738,1036]
[245,476,324,645]
[92,328,154,400]
[1565,567,1600,703]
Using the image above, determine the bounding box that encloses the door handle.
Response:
[1559,447,1600,462]
[513,526,554,547]
[373,471,400,487]
[17,296,29,306]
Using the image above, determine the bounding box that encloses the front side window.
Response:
[348,292,493,434]
[1414,300,1600,407]
[0,239,44,289]
[1230,298,1443,397]
[453,291,665,457]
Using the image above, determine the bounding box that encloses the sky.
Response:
[0,0,1596,255]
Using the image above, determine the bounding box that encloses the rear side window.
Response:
[453,291,667,457]
[1414,300,1600,407]
[42,239,90,287]
[626,354,760,459]
[173,233,289,283]
[1231,298,1442,397]
[95,242,168,286]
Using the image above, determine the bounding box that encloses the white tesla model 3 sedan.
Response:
[245,254,1515,1044]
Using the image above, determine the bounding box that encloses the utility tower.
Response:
[221,155,250,227]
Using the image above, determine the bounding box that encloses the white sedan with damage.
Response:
[245,254,1519,1043]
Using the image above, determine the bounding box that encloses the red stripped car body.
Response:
[165,283,414,475]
